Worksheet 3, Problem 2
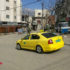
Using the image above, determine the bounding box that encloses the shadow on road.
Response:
[15,47,61,54]
[44,49,61,54]
[15,47,36,53]
[64,43,70,46]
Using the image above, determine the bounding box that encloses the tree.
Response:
[55,0,67,22]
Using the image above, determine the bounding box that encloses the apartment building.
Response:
[0,0,22,25]
[35,9,50,17]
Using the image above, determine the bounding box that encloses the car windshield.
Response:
[59,22,69,27]
[42,33,57,38]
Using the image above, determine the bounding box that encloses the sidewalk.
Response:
[63,34,70,45]
[0,32,17,36]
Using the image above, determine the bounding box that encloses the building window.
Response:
[6,15,10,18]
[6,0,9,2]
[38,13,41,15]
[6,7,10,10]
[14,16,16,19]
[14,8,16,11]
[14,1,16,4]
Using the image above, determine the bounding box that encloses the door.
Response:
[28,34,40,50]
[21,35,31,49]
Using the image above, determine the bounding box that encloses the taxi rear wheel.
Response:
[16,44,22,50]
[36,46,43,53]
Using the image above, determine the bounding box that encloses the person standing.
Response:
[26,23,31,34]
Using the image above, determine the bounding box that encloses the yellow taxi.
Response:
[16,32,64,53]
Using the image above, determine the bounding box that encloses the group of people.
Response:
[17,27,26,34]
[17,23,32,34]
[17,23,55,34]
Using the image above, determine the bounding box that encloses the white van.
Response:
[55,22,70,33]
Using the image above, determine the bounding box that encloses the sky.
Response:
[21,0,56,10]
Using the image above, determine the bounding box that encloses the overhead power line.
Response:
[0,0,42,12]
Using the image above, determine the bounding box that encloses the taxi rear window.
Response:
[42,33,57,38]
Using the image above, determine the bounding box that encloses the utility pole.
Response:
[41,0,44,30]
[27,11,29,23]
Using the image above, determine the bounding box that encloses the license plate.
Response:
[56,39,61,42]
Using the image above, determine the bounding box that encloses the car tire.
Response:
[16,44,22,50]
[36,45,43,53]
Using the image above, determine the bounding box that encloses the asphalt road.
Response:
[0,33,70,70]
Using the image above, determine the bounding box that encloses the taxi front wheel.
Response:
[16,44,22,50]
[36,46,43,53]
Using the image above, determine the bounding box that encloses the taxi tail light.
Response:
[48,39,53,44]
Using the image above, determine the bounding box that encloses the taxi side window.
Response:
[31,34,40,39]
[24,35,30,40]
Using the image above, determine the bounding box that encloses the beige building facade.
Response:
[34,9,50,24]
[0,0,22,24]
[35,9,50,17]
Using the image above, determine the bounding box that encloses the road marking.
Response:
[0,62,3,65]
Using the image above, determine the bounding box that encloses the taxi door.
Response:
[28,34,40,50]
[21,35,31,49]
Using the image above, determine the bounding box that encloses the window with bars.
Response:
[6,7,10,10]
[6,0,9,2]
[6,15,10,19]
